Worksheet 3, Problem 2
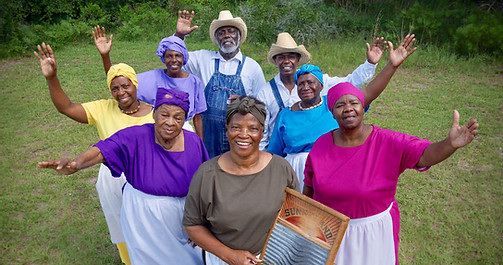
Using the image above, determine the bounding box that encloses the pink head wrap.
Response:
[327,82,365,111]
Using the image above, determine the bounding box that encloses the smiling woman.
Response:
[93,27,207,139]
[38,88,209,265]
[183,96,299,265]
[34,43,154,265]
[267,34,419,192]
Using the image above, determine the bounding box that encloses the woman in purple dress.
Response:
[303,83,479,264]
[38,89,208,265]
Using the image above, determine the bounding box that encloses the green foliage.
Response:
[454,9,503,56]
[1,0,503,58]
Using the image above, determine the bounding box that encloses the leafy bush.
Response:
[1,0,503,58]
[454,9,503,56]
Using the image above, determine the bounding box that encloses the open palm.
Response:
[176,10,199,37]
[93,25,113,55]
[366,37,388,64]
[34,43,57,78]
[449,110,478,149]
[389,34,417,67]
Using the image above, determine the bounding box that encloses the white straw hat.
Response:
[209,10,247,47]
[267,32,311,65]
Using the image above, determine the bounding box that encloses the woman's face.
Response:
[332,94,365,129]
[297,73,322,105]
[226,113,264,158]
[154,104,185,142]
[110,76,137,109]
[164,50,184,76]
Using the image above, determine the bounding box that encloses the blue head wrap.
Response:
[156,36,189,65]
[294,64,324,86]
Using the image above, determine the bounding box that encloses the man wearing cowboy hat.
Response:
[257,32,387,150]
[175,10,267,158]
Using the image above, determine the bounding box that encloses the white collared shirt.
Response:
[182,49,266,97]
[257,60,377,150]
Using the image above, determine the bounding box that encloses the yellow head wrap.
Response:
[106,63,138,90]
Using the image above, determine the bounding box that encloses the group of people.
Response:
[36,8,478,265]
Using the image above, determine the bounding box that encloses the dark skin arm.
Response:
[92,25,113,74]
[416,110,478,168]
[34,43,88,123]
[361,34,418,108]
[38,146,105,175]
[184,225,262,265]
[193,114,204,140]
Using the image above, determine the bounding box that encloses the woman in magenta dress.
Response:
[303,83,479,264]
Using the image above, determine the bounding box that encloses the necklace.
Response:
[120,100,141,115]
[299,97,323,111]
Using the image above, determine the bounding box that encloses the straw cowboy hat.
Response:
[209,10,247,47]
[267,32,311,65]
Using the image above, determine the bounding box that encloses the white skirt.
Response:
[334,203,395,265]
[95,163,126,244]
[121,183,203,265]
[285,152,309,192]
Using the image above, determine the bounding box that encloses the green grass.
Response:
[1,35,502,264]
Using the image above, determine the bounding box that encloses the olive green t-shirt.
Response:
[183,154,299,255]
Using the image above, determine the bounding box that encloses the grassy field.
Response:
[1,35,502,264]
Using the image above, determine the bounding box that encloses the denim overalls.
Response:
[202,55,247,158]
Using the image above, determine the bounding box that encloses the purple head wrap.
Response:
[294,64,324,86]
[156,36,189,65]
[154,88,190,117]
[327,82,365,111]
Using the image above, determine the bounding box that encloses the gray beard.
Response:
[218,37,240,54]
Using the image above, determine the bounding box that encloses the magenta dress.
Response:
[304,125,431,264]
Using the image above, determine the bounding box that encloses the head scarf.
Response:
[225,96,266,126]
[327,82,365,111]
[106,63,138,91]
[294,64,324,86]
[156,36,189,65]
[154,88,190,117]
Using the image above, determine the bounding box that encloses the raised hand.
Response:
[92,25,113,55]
[388,34,417,67]
[176,10,199,38]
[448,110,478,149]
[366,37,388,64]
[38,158,79,175]
[34,43,57,79]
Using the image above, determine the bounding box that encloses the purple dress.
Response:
[304,125,431,264]
[94,124,209,264]
[95,123,209,196]
[137,69,207,121]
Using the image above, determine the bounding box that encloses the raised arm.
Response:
[184,225,261,265]
[361,34,417,108]
[416,110,478,168]
[38,146,105,175]
[34,43,88,123]
[92,25,113,74]
[174,10,199,40]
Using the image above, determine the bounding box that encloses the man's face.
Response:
[274,52,300,76]
[216,26,240,54]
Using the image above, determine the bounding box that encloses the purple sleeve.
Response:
[136,70,158,105]
[94,129,133,178]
